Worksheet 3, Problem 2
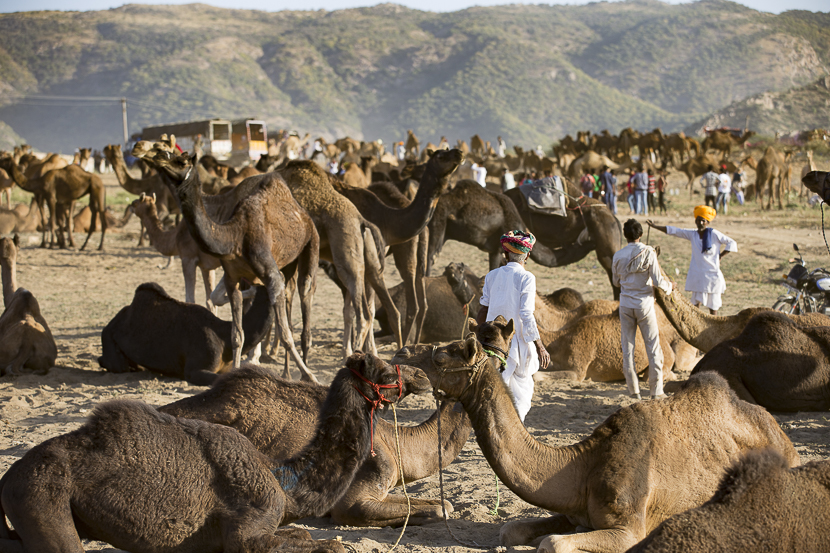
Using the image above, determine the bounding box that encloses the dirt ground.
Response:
[1,162,830,552]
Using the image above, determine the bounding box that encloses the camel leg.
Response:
[500,514,578,547]
[538,527,643,553]
[332,495,453,528]
[330,246,366,359]
[64,200,77,249]
[225,274,245,369]
[3,487,85,553]
[264,266,319,384]
[180,256,198,305]
[202,267,216,315]
[363,228,402,350]
[96,196,107,251]
[295,237,318,364]
[98,322,132,373]
[277,272,298,380]
[360,280,378,356]
[391,241,418,344]
[47,196,58,249]
[35,197,48,248]
[413,229,429,343]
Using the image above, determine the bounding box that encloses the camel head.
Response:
[423,148,464,182]
[129,192,158,218]
[133,141,195,183]
[0,233,19,265]
[468,315,515,371]
[341,352,431,406]
[444,262,475,305]
[802,171,830,203]
[103,144,123,163]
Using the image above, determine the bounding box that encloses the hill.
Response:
[685,75,830,137]
[0,1,827,153]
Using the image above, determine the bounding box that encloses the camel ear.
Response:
[463,334,480,362]
[152,192,156,203]
[503,318,514,338]
[654,245,661,257]
[467,318,479,333]
[140,192,146,200]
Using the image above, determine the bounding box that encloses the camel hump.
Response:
[135,282,173,301]
[677,371,732,398]
[8,288,38,312]
[713,448,790,504]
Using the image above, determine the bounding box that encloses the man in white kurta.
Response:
[476,231,549,421]
[612,219,674,400]
[647,205,737,313]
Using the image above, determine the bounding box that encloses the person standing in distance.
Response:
[647,206,737,314]
[612,219,674,400]
[476,230,550,421]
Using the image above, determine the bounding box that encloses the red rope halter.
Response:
[350,364,403,456]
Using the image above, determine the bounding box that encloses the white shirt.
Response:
[667,226,738,293]
[718,174,731,194]
[480,262,541,378]
[502,172,515,191]
[498,140,506,158]
[472,164,487,187]
[612,242,672,309]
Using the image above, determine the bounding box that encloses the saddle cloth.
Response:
[519,176,567,217]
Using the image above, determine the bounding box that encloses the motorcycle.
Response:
[773,243,830,315]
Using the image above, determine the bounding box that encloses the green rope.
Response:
[482,348,507,369]
[489,472,500,517]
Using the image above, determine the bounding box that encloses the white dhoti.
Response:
[501,346,538,422]
[691,291,722,311]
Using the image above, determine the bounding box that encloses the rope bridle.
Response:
[350,364,402,457]
[430,345,490,402]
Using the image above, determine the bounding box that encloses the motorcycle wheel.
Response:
[772,300,798,314]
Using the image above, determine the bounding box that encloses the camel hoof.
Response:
[500,520,536,547]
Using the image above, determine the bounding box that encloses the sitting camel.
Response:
[0,353,430,553]
[653,283,829,353]
[0,235,57,375]
[133,142,319,381]
[99,282,273,385]
[159,330,505,527]
[407,330,798,553]
[630,449,830,553]
[690,311,830,411]
[71,204,132,234]
[129,193,221,313]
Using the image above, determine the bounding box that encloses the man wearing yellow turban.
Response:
[647,207,738,313]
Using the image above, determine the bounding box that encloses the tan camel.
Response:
[637,128,665,162]
[279,159,402,356]
[0,200,39,234]
[0,157,107,250]
[159,334,503,527]
[0,166,12,209]
[104,144,178,246]
[631,449,830,553]
[678,153,738,197]
[661,132,691,165]
[129,193,220,313]
[689,311,830,411]
[702,130,755,157]
[653,283,828,353]
[405,129,420,160]
[800,150,816,197]
[0,235,57,375]
[417,331,798,553]
[470,134,486,157]
[133,143,319,382]
[332,149,462,343]
[567,150,619,179]
[755,146,793,209]
[342,161,369,188]
[72,204,132,234]
[0,354,430,553]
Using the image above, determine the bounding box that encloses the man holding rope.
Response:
[476,230,550,422]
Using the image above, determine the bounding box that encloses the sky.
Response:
[0,0,827,14]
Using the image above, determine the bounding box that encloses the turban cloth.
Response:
[500,230,536,254]
[694,205,716,222]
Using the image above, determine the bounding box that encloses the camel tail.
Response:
[0,470,18,540]
[362,220,387,272]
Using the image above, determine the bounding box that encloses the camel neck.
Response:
[134,208,178,257]
[110,153,142,192]
[275,370,376,522]
[5,162,35,192]
[458,365,587,512]
[1,261,15,308]
[654,287,739,352]
[173,166,237,258]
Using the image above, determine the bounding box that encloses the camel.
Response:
[630,449,830,553]
[99,282,273,385]
[405,129,420,160]
[637,128,665,162]
[702,130,755,157]
[0,157,107,250]
[129,193,220,313]
[376,262,481,342]
[279,159,402,356]
[0,166,12,209]
[755,146,793,209]
[567,150,619,179]
[800,150,816,197]
[104,144,178,246]
[0,353,431,553]
[689,311,830,411]
[0,200,39,234]
[504,182,623,298]
[158,334,502,527]
[414,331,798,553]
[133,143,319,382]
[677,153,738,197]
[0,235,57,375]
[661,132,691,165]
[71,204,132,234]
[332,149,462,343]
[470,134,486,157]
[653,283,829,353]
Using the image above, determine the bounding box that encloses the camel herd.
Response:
[0,131,829,553]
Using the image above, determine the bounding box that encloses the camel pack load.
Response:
[518,175,567,216]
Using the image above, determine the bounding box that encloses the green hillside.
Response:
[0,1,826,153]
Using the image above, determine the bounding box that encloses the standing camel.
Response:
[418,332,797,553]
[133,142,319,382]
[104,144,178,246]
[755,146,792,210]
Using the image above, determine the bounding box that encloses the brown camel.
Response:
[470,134,486,157]
[689,311,830,411]
[279,159,402,356]
[637,128,665,162]
[415,332,798,553]
[702,130,755,157]
[129,193,220,313]
[504,182,623,298]
[159,334,503,527]
[104,144,177,246]
[71,204,132,234]
[653,283,828,353]
[99,282,273,385]
[405,129,420,160]
[678,153,738,197]
[661,132,691,165]
[0,235,57,375]
[0,353,430,553]
[630,449,830,553]
[333,149,462,343]
[755,146,793,209]
[133,142,319,382]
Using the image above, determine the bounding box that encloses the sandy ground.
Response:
[1,167,829,552]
